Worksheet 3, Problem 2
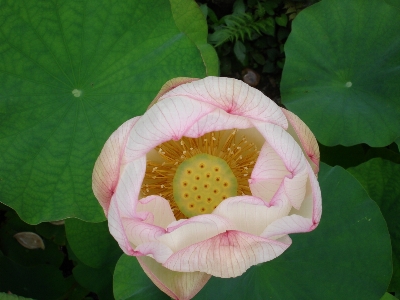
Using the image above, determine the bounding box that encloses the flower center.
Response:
[173,153,238,218]
[140,129,260,220]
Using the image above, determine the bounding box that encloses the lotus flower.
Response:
[93,77,322,300]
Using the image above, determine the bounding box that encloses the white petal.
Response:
[158,214,233,252]
[163,230,291,278]
[213,196,292,236]
[125,97,215,162]
[160,77,287,127]
[138,256,210,300]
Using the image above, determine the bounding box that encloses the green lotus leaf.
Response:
[380,293,399,300]
[281,0,400,146]
[0,210,63,267]
[114,255,169,300]
[73,263,113,300]
[65,218,121,269]
[0,255,68,300]
[348,158,400,291]
[194,164,391,299]
[0,0,217,224]
[0,293,34,300]
[112,164,391,299]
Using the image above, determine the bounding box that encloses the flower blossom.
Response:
[92,77,322,300]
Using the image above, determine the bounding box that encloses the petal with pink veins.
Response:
[125,97,216,162]
[261,214,316,239]
[136,195,176,228]
[254,123,309,209]
[159,77,288,127]
[158,214,234,252]
[213,196,292,236]
[282,108,320,174]
[307,163,322,224]
[122,218,166,247]
[134,242,174,263]
[138,256,211,300]
[249,179,282,204]
[92,117,140,215]
[163,230,291,278]
[113,157,146,218]
[107,195,135,255]
[148,77,199,109]
[184,108,253,138]
[249,141,290,202]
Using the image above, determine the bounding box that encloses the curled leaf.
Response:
[13,232,45,250]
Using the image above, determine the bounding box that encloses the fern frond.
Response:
[208,13,275,47]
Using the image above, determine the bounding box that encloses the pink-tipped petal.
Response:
[163,230,291,278]
[281,169,308,210]
[158,214,234,252]
[122,218,166,247]
[148,77,200,109]
[307,163,322,224]
[138,256,211,300]
[159,77,288,127]
[249,179,282,203]
[254,123,309,209]
[288,176,313,219]
[135,242,174,263]
[184,108,253,137]
[114,157,147,218]
[282,108,320,174]
[261,214,316,239]
[249,142,290,202]
[92,117,140,215]
[136,195,176,228]
[108,195,135,255]
[213,196,292,236]
[125,97,216,162]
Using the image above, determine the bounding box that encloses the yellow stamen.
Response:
[140,129,260,220]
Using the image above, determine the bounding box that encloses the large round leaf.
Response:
[65,219,121,269]
[194,164,391,299]
[0,0,217,224]
[114,255,169,300]
[281,0,400,146]
[112,164,392,299]
[348,158,400,292]
[0,255,68,299]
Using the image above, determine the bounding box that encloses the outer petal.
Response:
[159,76,288,127]
[282,108,320,174]
[307,163,322,224]
[212,196,292,236]
[108,195,135,255]
[138,256,211,300]
[163,230,291,278]
[92,117,139,215]
[263,164,322,238]
[125,97,216,162]
[261,215,316,239]
[105,156,147,254]
[158,214,234,252]
[147,77,199,109]
[184,108,253,138]
[254,123,309,210]
[113,157,146,218]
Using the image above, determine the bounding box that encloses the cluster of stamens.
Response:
[140,129,260,219]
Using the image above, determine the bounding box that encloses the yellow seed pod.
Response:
[173,153,238,217]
